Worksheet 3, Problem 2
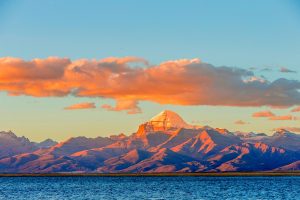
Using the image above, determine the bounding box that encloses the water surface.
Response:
[0,176,299,200]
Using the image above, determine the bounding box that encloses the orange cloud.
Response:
[274,127,300,133]
[0,57,71,97]
[253,110,299,121]
[291,106,300,112]
[269,115,297,121]
[64,102,96,110]
[252,111,275,118]
[1,56,300,113]
[234,120,248,125]
[0,57,70,81]
[101,99,141,114]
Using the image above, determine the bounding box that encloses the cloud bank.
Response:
[1,57,300,113]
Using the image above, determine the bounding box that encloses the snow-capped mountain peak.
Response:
[148,110,193,130]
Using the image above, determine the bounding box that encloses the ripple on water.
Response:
[0,176,299,200]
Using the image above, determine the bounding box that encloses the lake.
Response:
[0,176,299,199]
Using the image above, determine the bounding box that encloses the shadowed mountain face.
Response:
[0,110,299,173]
[0,131,38,159]
[34,139,58,149]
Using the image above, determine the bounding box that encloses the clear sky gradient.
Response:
[0,0,300,141]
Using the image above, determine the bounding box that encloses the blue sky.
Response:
[1,0,300,68]
[0,0,300,141]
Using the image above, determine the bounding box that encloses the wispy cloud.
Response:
[234,120,248,125]
[260,67,272,72]
[280,67,297,73]
[101,99,141,114]
[64,102,96,110]
[291,106,300,112]
[252,110,299,121]
[252,111,275,118]
[269,115,296,121]
[274,127,300,133]
[1,57,300,113]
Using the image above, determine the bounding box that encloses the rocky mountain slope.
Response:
[0,110,299,173]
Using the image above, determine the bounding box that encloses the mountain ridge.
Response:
[0,110,299,173]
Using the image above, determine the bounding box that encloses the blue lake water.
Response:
[0,176,299,200]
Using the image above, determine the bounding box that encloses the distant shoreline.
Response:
[0,172,299,177]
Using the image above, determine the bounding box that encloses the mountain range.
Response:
[0,110,299,173]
